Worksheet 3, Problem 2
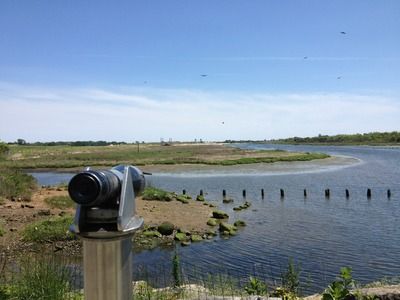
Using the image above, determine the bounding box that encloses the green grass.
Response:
[4,258,82,300]
[22,216,75,243]
[44,195,75,209]
[0,222,4,237]
[142,187,175,201]
[0,168,37,200]
[0,143,329,169]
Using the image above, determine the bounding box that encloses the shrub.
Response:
[0,169,36,200]
[244,276,267,295]
[22,216,75,243]
[281,258,301,295]
[322,267,355,300]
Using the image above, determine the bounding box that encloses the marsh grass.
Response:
[44,195,75,209]
[1,257,82,300]
[0,144,329,169]
[22,215,75,243]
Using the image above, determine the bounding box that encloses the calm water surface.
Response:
[31,145,400,293]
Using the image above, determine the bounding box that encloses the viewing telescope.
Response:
[68,165,146,300]
[68,164,145,238]
[68,165,145,207]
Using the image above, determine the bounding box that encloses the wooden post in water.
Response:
[345,189,350,198]
[242,189,246,198]
[325,189,330,199]
[222,190,226,198]
[387,189,391,199]
[280,189,285,199]
[303,189,307,198]
[182,189,186,195]
[261,189,265,199]
[367,188,371,199]
[200,190,203,196]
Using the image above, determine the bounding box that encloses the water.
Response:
[30,145,400,293]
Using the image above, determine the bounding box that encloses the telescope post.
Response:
[82,236,133,300]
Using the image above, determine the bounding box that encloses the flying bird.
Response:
[337,76,342,79]
[200,74,208,77]
[340,31,346,34]
[303,56,308,59]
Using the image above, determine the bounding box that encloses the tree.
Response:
[17,139,26,145]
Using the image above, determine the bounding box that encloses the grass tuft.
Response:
[22,216,75,243]
[44,195,75,209]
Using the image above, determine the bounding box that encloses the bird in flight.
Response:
[200,74,208,77]
[340,31,346,34]
[337,76,342,79]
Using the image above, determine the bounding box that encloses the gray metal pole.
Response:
[83,237,133,300]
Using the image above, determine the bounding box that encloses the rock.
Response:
[233,207,242,211]
[176,195,190,204]
[181,241,191,247]
[38,209,51,216]
[207,229,217,236]
[177,228,189,235]
[212,210,229,219]
[196,195,205,202]
[191,234,203,242]
[157,222,175,235]
[219,222,237,233]
[223,198,234,204]
[209,203,216,208]
[175,232,188,242]
[234,220,246,227]
[207,218,218,226]
[142,230,162,238]
[9,228,17,232]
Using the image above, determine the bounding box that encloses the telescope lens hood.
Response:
[68,170,120,206]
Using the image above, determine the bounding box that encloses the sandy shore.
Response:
[141,155,360,176]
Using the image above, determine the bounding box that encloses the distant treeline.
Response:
[269,131,400,145]
[8,140,132,146]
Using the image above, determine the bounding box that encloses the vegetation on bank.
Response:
[0,168,36,200]
[22,216,75,243]
[0,252,390,300]
[268,131,400,145]
[0,143,329,169]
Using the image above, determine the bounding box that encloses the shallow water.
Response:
[140,144,400,293]
[30,144,400,293]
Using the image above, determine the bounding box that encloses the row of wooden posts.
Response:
[182,188,392,199]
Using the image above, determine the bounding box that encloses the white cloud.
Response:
[0,82,399,142]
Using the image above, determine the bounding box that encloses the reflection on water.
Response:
[30,145,400,293]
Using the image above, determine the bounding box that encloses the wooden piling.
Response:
[242,189,246,198]
[222,190,226,197]
[182,189,186,195]
[345,189,350,198]
[387,189,391,199]
[325,189,330,198]
[303,189,307,197]
[200,190,203,196]
[367,189,371,198]
[280,189,285,198]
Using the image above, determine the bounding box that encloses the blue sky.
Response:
[0,1,399,142]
